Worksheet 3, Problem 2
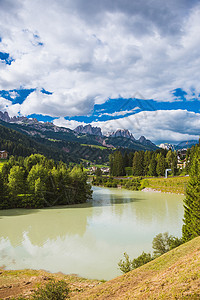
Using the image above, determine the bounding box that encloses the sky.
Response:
[0,0,200,143]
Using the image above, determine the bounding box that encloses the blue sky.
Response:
[0,0,200,143]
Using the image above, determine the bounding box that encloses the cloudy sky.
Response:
[0,0,200,143]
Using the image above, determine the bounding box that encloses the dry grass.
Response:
[71,237,200,299]
[0,237,199,299]
[0,269,101,299]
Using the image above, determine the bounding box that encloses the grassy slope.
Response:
[71,237,200,299]
[1,237,199,299]
[142,176,190,194]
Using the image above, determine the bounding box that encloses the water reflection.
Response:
[0,186,184,280]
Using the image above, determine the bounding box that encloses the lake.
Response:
[0,186,184,280]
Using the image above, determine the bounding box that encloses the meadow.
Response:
[141,176,190,194]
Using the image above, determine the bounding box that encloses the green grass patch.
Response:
[48,138,61,142]
[144,236,200,272]
[141,176,189,194]
[81,144,108,150]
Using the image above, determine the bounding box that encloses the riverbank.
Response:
[92,176,189,195]
[141,176,189,194]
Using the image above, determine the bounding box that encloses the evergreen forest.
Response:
[0,154,92,209]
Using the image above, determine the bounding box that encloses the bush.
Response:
[118,252,133,273]
[131,251,153,269]
[118,232,183,274]
[152,232,183,257]
[32,279,69,300]
[13,280,69,300]
[118,251,152,273]
[152,232,172,257]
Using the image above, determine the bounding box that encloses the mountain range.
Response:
[0,111,157,151]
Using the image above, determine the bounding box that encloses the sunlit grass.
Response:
[142,176,189,194]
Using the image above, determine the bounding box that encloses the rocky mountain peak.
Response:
[0,111,10,122]
[109,129,135,140]
[138,136,146,143]
[74,124,102,136]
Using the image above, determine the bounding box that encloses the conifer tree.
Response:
[109,154,114,176]
[182,146,200,242]
[148,155,157,177]
[115,151,125,176]
[144,151,151,176]
[156,153,165,176]
[132,151,144,176]
[123,152,129,168]
[166,150,177,175]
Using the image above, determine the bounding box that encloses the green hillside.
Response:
[0,118,157,153]
[105,136,157,151]
[0,122,112,164]
[0,123,75,163]
[72,236,200,299]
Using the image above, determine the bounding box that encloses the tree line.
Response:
[109,146,198,177]
[0,154,92,209]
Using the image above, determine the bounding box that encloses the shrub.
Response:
[118,252,133,273]
[131,252,153,269]
[118,251,153,274]
[118,232,183,274]
[32,279,69,300]
[12,280,69,300]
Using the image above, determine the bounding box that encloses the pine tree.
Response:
[128,152,134,167]
[148,155,157,177]
[109,154,114,176]
[132,151,144,176]
[115,151,125,176]
[156,153,165,176]
[144,151,151,176]
[166,150,177,176]
[182,146,200,242]
[123,152,129,168]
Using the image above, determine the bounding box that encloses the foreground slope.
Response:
[72,236,200,299]
[0,237,199,299]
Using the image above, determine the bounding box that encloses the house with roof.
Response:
[0,150,8,159]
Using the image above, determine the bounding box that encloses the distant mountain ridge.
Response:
[74,124,156,149]
[109,129,135,140]
[159,140,199,150]
[175,140,199,149]
[0,111,157,151]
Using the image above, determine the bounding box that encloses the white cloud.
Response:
[53,118,86,129]
[92,110,200,142]
[12,90,95,117]
[100,107,140,117]
[52,109,200,142]
[0,0,200,118]
[0,97,12,111]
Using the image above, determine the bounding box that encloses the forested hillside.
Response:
[0,123,112,164]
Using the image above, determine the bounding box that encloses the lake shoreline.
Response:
[141,187,184,195]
